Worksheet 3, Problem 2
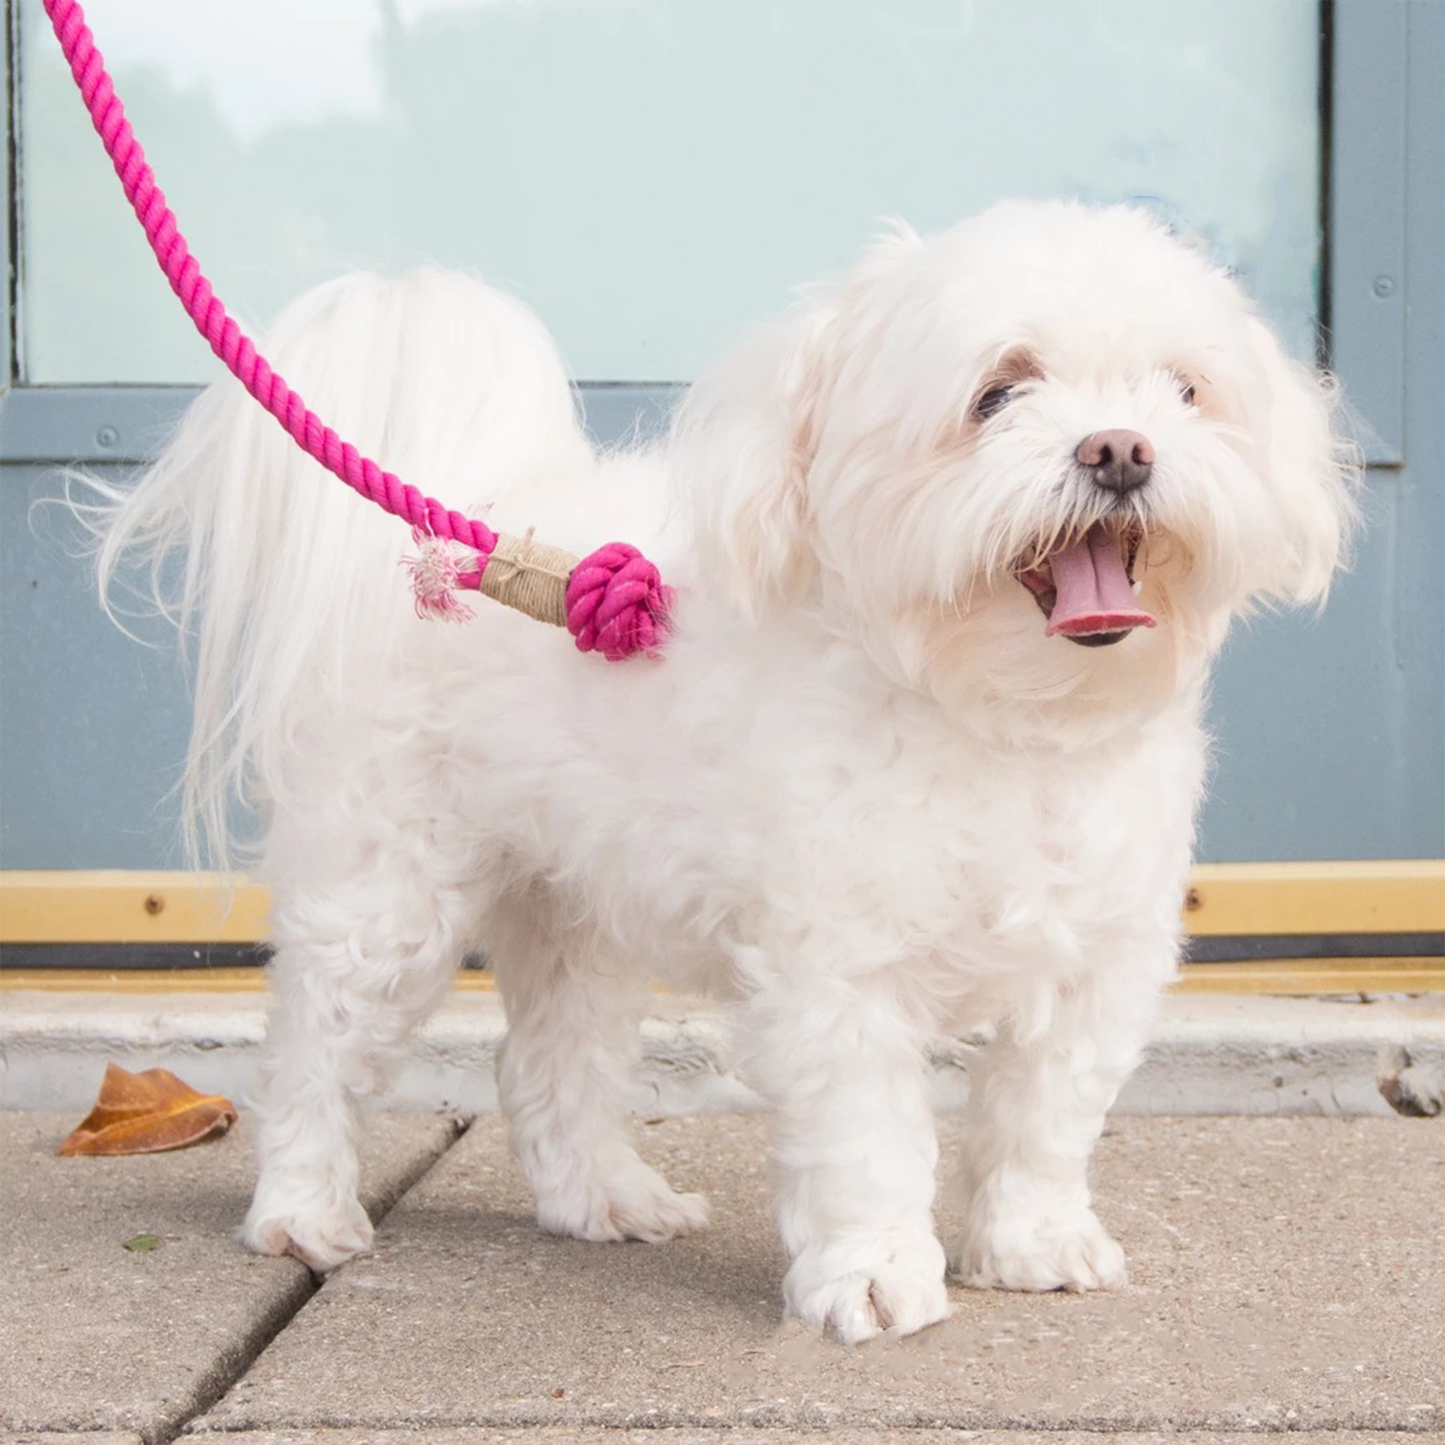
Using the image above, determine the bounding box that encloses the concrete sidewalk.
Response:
[2,1110,1441,1445]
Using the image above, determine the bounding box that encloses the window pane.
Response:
[21,0,1320,384]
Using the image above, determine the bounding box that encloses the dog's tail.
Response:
[83,270,592,869]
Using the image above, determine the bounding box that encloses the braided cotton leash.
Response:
[42,0,672,661]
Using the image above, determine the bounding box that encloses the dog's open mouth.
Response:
[1015,521,1155,647]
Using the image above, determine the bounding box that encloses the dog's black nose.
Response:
[1076,429,1154,494]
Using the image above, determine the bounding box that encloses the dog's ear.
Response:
[1243,317,1361,608]
[673,301,837,619]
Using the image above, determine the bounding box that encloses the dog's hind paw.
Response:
[243,1198,375,1272]
[785,1231,950,1344]
[534,1159,709,1244]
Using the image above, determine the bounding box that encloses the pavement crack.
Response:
[364,1110,473,1218]
[142,1112,473,1445]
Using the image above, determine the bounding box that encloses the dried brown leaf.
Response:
[58,1062,238,1156]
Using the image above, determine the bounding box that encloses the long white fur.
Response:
[94,201,1355,1343]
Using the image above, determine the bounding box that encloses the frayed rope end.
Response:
[401,528,481,622]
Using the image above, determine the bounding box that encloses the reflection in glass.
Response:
[22,0,1320,384]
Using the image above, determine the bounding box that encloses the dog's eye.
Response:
[1178,380,1197,407]
[973,385,1015,420]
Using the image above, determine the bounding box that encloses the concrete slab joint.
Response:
[0,1113,467,1445]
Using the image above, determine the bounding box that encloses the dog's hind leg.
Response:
[488,886,709,1243]
[241,861,481,1272]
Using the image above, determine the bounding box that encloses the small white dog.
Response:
[96,201,1355,1343]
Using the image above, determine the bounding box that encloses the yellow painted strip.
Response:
[0,967,495,994]
[1170,957,1445,996]
[2,862,1443,945]
[0,966,268,993]
[0,872,269,944]
[0,962,1436,998]
[1185,859,1445,936]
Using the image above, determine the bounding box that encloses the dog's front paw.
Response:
[534,1158,709,1244]
[952,1208,1125,1292]
[243,1195,374,1272]
[785,1231,950,1344]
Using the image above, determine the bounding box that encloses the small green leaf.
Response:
[123,1232,161,1253]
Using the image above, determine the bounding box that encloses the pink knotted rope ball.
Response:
[566,544,674,661]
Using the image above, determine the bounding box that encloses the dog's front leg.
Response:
[746,978,949,1343]
[951,958,1164,1292]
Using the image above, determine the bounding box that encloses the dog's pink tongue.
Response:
[1044,524,1155,638]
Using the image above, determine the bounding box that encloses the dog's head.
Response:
[675,201,1358,734]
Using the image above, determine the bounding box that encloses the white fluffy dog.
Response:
[96,201,1355,1343]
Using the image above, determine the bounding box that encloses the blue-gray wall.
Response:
[2,0,1442,868]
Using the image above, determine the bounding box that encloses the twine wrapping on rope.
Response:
[42,0,672,659]
[473,531,574,627]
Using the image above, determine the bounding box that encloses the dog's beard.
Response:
[840,495,1213,745]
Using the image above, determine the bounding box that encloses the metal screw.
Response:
[96,425,119,448]
[144,894,165,916]
[1372,275,1395,299]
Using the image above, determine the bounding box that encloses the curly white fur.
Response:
[93,201,1356,1342]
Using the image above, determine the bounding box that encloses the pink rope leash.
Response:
[43,0,672,662]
